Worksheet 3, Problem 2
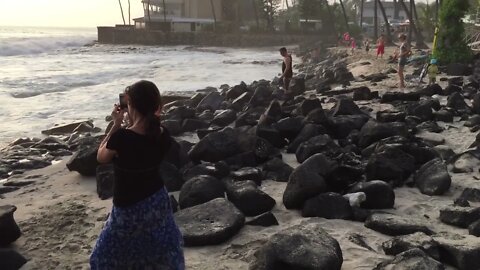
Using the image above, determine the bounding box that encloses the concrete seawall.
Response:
[98,27,331,47]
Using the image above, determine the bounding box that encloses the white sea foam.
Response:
[0,27,282,146]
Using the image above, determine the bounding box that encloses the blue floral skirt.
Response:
[90,187,185,270]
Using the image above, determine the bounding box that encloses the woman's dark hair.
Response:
[125,80,163,141]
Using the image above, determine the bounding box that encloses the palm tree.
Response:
[210,0,218,31]
[118,0,126,25]
[162,0,167,22]
[399,0,427,48]
[374,0,378,39]
[339,0,350,31]
[377,0,393,43]
[360,0,364,27]
[147,0,152,27]
[252,0,260,30]
[128,0,131,25]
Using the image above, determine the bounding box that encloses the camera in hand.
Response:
[119,93,127,109]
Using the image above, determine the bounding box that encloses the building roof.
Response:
[141,0,184,7]
[134,16,215,23]
[363,1,397,9]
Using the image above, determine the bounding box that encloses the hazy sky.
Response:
[0,0,145,28]
[0,0,430,28]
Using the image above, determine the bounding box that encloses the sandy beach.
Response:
[2,44,480,270]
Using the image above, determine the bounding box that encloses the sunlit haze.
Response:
[0,0,432,28]
[0,0,145,28]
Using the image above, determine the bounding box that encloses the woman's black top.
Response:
[106,128,171,207]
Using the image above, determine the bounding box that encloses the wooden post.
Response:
[118,0,126,25]
[147,0,151,29]
[162,0,167,22]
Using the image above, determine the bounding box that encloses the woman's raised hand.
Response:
[111,104,126,127]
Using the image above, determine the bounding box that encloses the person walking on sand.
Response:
[279,47,293,93]
[351,38,357,55]
[91,80,185,270]
[376,34,385,58]
[397,34,410,89]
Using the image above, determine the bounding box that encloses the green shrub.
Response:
[436,0,473,64]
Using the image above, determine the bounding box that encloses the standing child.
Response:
[364,39,370,54]
[376,34,385,58]
[428,58,439,85]
[351,38,356,55]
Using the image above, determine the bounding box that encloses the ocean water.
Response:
[0,26,280,147]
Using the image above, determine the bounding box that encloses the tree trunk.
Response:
[378,0,393,44]
[162,0,167,22]
[374,0,378,39]
[324,0,337,35]
[435,0,439,24]
[128,0,131,25]
[210,0,218,31]
[393,0,399,19]
[360,0,364,27]
[339,0,350,31]
[147,0,151,28]
[252,0,260,30]
[399,0,427,48]
[285,0,289,9]
[119,0,126,25]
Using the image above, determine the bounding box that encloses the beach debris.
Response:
[175,198,245,246]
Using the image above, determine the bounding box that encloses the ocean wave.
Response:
[0,35,96,57]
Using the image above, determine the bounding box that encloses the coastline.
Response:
[2,44,480,270]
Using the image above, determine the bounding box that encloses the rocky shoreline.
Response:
[2,46,480,269]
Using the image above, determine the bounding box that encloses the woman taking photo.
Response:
[90,80,185,269]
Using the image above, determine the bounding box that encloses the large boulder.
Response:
[188,127,241,162]
[331,97,365,116]
[447,92,470,113]
[381,92,420,103]
[0,205,21,246]
[96,164,114,200]
[382,232,440,260]
[231,167,263,185]
[358,120,409,148]
[459,188,480,202]
[273,116,305,141]
[0,249,27,270]
[287,124,326,153]
[225,180,275,217]
[415,158,451,196]
[295,134,341,163]
[299,98,322,116]
[175,198,245,246]
[245,212,279,227]
[366,146,416,185]
[374,248,445,270]
[347,180,395,209]
[329,115,370,139]
[183,161,230,181]
[439,205,480,228]
[211,109,237,127]
[66,145,98,176]
[262,158,293,182]
[248,86,272,108]
[178,175,225,209]
[434,233,480,270]
[196,91,224,111]
[365,213,434,236]
[302,192,353,220]
[160,162,184,192]
[283,154,336,209]
[250,220,343,270]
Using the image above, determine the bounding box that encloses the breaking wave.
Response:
[0,35,95,57]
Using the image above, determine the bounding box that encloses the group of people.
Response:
[88,33,439,269]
